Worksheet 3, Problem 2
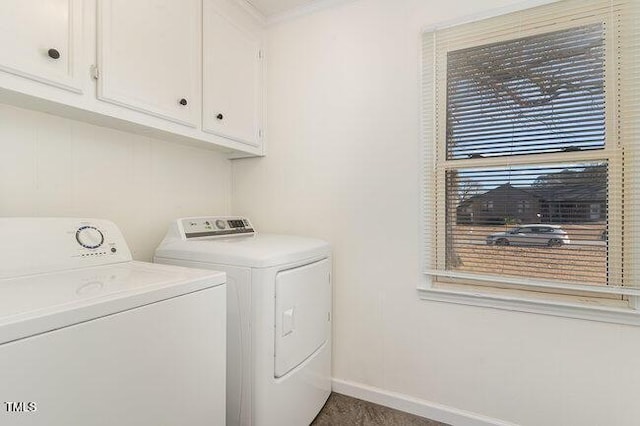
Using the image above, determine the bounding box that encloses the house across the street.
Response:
[456,182,606,225]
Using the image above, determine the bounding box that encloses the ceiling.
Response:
[246,0,318,17]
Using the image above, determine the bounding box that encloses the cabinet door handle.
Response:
[179,98,188,106]
[47,48,61,60]
[216,113,224,120]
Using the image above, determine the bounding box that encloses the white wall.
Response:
[231,0,640,425]
[0,103,231,260]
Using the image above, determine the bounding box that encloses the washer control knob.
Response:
[76,226,105,249]
[215,220,226,230]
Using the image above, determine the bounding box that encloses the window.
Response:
[421,0,640,323]
[519,200,530,215]
[481,201,493,212]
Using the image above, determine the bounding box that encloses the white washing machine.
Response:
[154,216,332,426]
[0,218,227,426]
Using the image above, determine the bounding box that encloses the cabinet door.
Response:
[0,0,83,92]
[203,3,262,147]
[97,0,200,127]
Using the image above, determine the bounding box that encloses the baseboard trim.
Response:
[331,378,517,426]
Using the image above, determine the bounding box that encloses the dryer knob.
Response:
[76,226,105,249]
[215,220,226,230]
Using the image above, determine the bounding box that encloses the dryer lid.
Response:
[0,261,226,345]
[155,233,330,268]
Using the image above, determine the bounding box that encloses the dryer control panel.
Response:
[179,216,255,239]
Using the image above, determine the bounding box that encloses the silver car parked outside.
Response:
[486,224,570,247]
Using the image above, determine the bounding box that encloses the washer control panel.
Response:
[179,216,255,239]
[72,221,124,259]
[0,218,133,279]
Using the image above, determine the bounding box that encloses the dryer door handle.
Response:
[282,308,295,337]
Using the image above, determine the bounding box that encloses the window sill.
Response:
[417,285,640,326]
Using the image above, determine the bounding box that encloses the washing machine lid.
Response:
[0,261,225,345]
[155,233,330,268]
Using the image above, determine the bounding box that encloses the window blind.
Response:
[447,24,605,159]
[422,0,640,297]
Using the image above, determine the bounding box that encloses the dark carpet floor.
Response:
[311,393,450,426]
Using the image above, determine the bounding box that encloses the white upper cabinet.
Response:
[203,0,263,147]
[0,0,265,156]
[97,0,201,127]
[0,0,83,92]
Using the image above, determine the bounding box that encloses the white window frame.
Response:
[419,0,640,325]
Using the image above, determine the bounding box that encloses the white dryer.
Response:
[154,217,332,426]
[0,218,227,426]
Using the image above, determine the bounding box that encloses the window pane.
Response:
[446,24,605,159]
[446,163,608,286]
